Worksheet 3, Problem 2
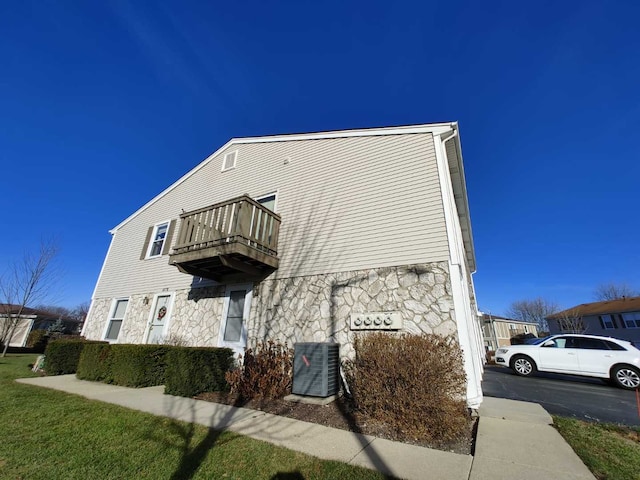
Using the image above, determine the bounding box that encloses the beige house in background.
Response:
[481,313,539,350]
[0,305,80,348]
[81,123,485,407]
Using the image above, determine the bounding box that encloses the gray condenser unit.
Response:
[292,342,340,397]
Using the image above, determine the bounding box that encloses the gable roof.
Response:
[0,304,76,321]
[548,296,640,319]
[108,122,476,270]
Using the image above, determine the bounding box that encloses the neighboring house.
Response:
[480,313,539,350]
[0,304,80,348]
[82,122,485,407]
[547,296,640,343]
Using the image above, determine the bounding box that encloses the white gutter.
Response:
[434,128,484,408]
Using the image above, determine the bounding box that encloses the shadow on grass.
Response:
[270,472,304,479]
[144,395,247,480]
[168,425,221,480]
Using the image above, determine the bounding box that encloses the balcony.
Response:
[169,195,281,282]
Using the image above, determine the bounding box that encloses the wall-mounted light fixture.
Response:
[143,297,149,306]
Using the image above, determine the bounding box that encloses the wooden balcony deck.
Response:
[169,195,281,282]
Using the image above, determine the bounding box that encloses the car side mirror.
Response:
[542,340,555,347]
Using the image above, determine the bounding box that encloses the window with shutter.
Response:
[143,220,174,259]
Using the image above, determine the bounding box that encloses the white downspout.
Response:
[434,128,484,408]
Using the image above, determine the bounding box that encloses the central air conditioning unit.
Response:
[292,342,340,397]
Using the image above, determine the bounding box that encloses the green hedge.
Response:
[108,345,169,387]
[77,343,113,382]
[165,347,234,397]
[26,329,49,352]
[45,339,106,375]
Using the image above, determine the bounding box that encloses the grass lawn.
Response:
[554,415,640,480]
[0,354,386,480]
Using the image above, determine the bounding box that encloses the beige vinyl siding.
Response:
[95,133,449,299]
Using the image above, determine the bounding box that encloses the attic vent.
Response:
[222,151,237,171]
[292,343,340,397]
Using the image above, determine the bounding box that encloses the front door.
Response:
[218,284,253,358]
[147,294,172,344]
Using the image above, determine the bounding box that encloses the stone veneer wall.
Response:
[84,286,226,346]
[83,298,112,341]
[84,261,455,357]
[249,261,454,359]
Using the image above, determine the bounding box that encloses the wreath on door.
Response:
[157,306,167,320]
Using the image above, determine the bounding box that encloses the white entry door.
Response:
[146,294,173,344]
[218,284,253,358]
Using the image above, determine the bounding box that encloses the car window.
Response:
[575,337,609,350]
[565,337,580,348]
[603,340,626,351]
[543,337,568,348]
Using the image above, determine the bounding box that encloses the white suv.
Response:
[495,334,640,389]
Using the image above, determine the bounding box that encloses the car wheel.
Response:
[511,355,536,377]
[611,365,640,390]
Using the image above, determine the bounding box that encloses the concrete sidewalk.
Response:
[16,375,594,480]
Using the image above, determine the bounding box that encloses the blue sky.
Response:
[1,1,638,314]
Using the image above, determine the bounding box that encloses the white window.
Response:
[257,193,276,211]
[599,315,615,329]
[147,222,169,258]
[622,312,640,328]
[222,150,237,171]
[509,323,516,330]
[105,299,128,341]
[250,193,277,250]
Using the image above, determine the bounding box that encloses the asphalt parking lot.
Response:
[482,365,640,426]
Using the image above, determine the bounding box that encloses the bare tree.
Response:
[0,240,59,357]
[71,301,90,323]
[506,297,559,333]
[594,283,638,301]
[36,302,89,323]
[554,308,586,334]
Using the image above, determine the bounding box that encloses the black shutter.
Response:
[598,316,605,329]
[162,220,176,255]
[618,314,627,329]
[140,226,153,260]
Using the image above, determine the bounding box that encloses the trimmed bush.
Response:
[344,332,469,444]
[108,345,169,387]
[26,329,49,352]
[45,339,105,375]
[225,341,293,400]
[77,343,113,382]
[165,347,234,397]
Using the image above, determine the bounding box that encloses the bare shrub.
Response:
[485,350,496,365]
[161,333,189,346]
[225,341,293,400]
[344,332,469,444]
